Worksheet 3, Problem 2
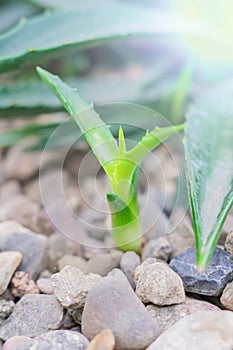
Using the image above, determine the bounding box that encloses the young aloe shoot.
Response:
[37,67,184,253]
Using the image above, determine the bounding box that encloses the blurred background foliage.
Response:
[0,0,233,149]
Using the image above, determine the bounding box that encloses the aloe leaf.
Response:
[0,67,173,118]
[185,80,233,269]
[169,63,193,124]
[127,123,184,164]
[0,1,38,34]
[0,1,200,72]
[0,122,58,147]
[25,0,86,11]
[36,67,119,175]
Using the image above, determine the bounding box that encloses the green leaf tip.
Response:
[127,123,185,164]
[36,66,119,177]
[118,126,126,155]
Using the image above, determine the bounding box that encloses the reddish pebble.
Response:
[2,336,31,350]
[10,271,39,298]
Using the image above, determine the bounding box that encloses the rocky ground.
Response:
[0,138,233,350]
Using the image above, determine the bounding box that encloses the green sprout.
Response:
[37,67,184,253]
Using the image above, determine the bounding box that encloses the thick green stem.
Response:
[107,180,142,253]
[111,213,142,253]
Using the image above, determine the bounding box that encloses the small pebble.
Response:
[142,237,172,262]
[62,313,76,329]
[82,269,160,349]
[36,277,54,295]
[10,272,39,298]
[87,329,115,350]
[85,250,123,276]
[220,280,233,310]
[15,330,89,350]
[0,300,15,324]
[0,252,22,295]
[170,247,233,296]
[135,259,185,305]
[146,310,233,350]
[51,265,101,308]
[0,295,64,340]
[0,231,49,280]
[225,231,233,259]
[120,251,140,288]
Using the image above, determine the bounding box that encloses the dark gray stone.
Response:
[0,295,64,340]
[170,247,233,296]
[16,330,89,350]
[82,270,159,350]
[0,231,49,280]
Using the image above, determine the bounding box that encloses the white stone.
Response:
[147,310,233,350]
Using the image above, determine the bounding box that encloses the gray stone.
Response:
[135,259,185,305]
[142,237,172,262]
[225,231,233,259]
[220,280,233,310]
[0,295,64,340]
[85,251,123,276]
[51,265,101,309]
[170,247,233,296]
[0,231,49,280]
[0,300,15,323]
[147,296,220,332]
[58,254,87,273]
[0,252,22,295]
[16,330,89,350]
[120,251,141,288]
[146,310,233,350]
[82,270,160,350]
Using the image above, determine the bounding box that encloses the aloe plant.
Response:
[37,67,184,252]
[185,80,233,269]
